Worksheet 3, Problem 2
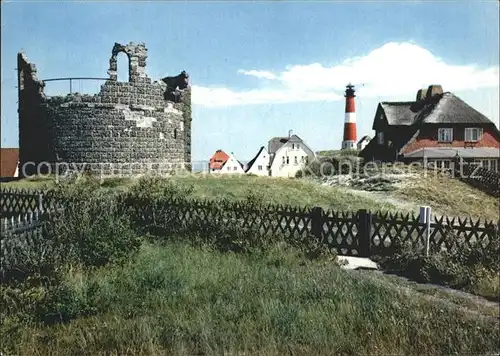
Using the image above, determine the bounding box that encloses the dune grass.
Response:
[170,174,397,212]
[3,169,498,219]
[395,171,499,221]
[2,174,397,212]
[3,241,498,356]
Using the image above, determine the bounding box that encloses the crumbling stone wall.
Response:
[17,42,192,176]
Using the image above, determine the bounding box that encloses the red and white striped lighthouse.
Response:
[341,83,357,150]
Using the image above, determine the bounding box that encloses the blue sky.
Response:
[1,1,499,162]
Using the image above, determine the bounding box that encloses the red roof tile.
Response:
[209,150,229,170]
[1,148,19,177]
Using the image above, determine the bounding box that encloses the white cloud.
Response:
[192,85,340,106]
[237,69,277,80]
[192,42,499,107]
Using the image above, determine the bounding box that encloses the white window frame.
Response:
[465,127,483,142]
[294,156,298,165]
[258,165,263,170]
[491,160,498,172]
[438,128,453,143]
[377,132,384,145]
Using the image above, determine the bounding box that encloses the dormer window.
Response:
[465,128,483,142]
[438,128,453,142]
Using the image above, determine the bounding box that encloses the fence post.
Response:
[420,206,432,256]
[357,209,372,257]
[37,193,44,213]
[311,207,324,242]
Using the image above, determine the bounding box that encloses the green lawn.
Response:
[4,241,498,356]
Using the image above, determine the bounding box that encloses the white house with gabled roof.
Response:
[245,146,270,176]
[218,152,245,174]
[268,133,316,177]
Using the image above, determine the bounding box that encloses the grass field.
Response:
[2,174,398,212]
[2,168,499,220]
[3,241,499,356]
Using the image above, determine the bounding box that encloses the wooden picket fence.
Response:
[1,189,498,258]
[0,188,53,217]
[1,210,46,275]
[129,197,499,257]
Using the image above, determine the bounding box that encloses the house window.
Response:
[465,128,483,142]
[258,165,263,170]
[301,156,305,163]
[286,156,290,164]
[479,159,498,172]
[429,159,452,171]
[297,144,300,150]
[491,160,498,172]
[294,156,298,165]
[233,166,237,171]
[377,132,384,145]
[438,128,453,142]
[282,156,286,164]
[227,166,231,171]
[305,156,309,164]
[292,143,295,149]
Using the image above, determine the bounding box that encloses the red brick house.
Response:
[359,85,500,171]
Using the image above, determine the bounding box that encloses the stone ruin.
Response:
[17,41,192,177]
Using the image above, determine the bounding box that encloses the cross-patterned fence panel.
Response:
[428,216,498,253]
[322,209,360,256]
[0,188,43,217]
[0,188,61,217]
[370,212,427,255]
[2,188,498,258]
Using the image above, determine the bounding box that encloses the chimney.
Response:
[425,85,443,99]
[416,88,428,101]
[341,83,357,150]
[288,129,293,138]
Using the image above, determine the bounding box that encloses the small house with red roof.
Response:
[208,149,230,173]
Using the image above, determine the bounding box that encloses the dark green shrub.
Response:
[45,177,141,269]
[123,176,194,236]
[377,234,500,298]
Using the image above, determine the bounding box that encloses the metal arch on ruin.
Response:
[41,77,110,94]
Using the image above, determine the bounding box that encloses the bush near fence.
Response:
[2,181,498,260]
